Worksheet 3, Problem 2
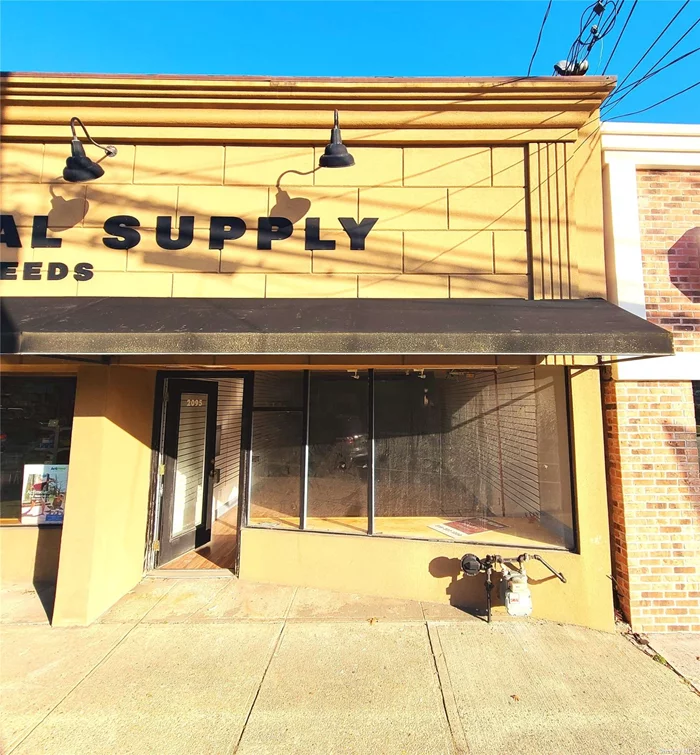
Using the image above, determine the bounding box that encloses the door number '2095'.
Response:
[185,398,204,407]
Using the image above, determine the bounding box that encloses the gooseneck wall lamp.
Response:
[63,117,118,182]
[318,110,355,169]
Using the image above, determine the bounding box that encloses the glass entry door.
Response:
[159,379,218,565]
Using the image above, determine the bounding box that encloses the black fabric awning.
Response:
[0,297,673,356]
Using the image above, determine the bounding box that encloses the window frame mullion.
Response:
[299,369,310,531]
[368,368,376,535]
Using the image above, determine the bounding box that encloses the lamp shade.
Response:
[63,138,106,182]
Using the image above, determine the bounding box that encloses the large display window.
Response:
[247,368,576,551]
[307,373,369,535]
[373,368,574,549]
[0,377,76,524]
[249,372,304,529]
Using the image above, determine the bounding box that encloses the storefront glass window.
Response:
[374,368,574,549]
[248,373,303,529]
[307,373,369,534]
[253,372,303,409]
[0,377,76,524]
[247,368,575,551]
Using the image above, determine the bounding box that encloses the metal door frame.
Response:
[144,370,253,573]
[158,378,218,565]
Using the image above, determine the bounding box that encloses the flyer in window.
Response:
[429,517,508,538]
[21,464,68,524]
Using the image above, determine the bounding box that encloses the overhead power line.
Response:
[638,14,700,78]
[602,6,700,118]
[601,0,637,74]
[528,0,554,76]
[614,0,691,91]
[603,45,700,113]
[607,79,700,120]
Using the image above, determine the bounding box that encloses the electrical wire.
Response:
[602,0,636,74]
[606,79,700,120]
[603,45,700,113]
[604,15,700,109]
[615,0,691,92]
[559,0,623,75]
[602,8,700,116]
[594,38,606,74]
[638,14,700,79]
[528,0,554,76]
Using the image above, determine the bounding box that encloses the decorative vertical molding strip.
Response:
[563,142,579,299]
[528,143,577,301]
[546,143,559,299]
[528,143,545,300]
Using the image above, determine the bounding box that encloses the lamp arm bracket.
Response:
[70,117,118,158]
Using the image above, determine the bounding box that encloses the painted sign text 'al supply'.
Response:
[0,214,380,281]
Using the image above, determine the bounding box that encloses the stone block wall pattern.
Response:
[0,142,545,299]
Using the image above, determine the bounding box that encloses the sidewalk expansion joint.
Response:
[8,620,140,754]
[228,620,288,755]
[9,581,184,753]
[426,623,471,755]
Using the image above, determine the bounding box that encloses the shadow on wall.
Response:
[428,552,564,623]
[669,227,700,303]
[662,418,700,532]
[270,168,317,222]
[652,420,700,630]
[428,555,491,621]
[33,526,63,622]
[1,138,603,286]
[48,184,89,230]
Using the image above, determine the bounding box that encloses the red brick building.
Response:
[603,124,700,633]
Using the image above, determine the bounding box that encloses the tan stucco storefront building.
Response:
[0,73,672,629]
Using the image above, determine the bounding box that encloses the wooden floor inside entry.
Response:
[159,507,238,570]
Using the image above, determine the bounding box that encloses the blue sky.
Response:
[1,1,698,123]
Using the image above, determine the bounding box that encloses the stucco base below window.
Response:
[238,526,614,632]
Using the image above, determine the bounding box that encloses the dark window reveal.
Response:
[248,372,305,529]
[307,373,369,534]
[0,377,76,523]
[249,411,302,529]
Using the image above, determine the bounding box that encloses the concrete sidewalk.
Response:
[2,577,699,755]
[647,632,700,693]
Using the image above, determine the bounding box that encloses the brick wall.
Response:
[605,379,700,633]
[605,169,700,632]
[637,170,700,352]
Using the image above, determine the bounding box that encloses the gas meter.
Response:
[501,564,533,618]
[460,552,566,622]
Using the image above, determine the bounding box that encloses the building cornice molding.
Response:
[0,72,615,145]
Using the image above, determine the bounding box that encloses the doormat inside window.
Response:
[429,517,508,538]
